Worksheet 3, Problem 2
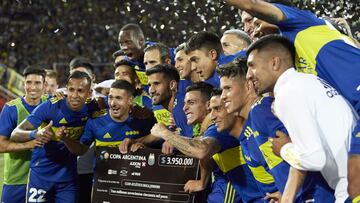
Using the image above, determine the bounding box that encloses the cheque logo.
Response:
[131,172,141,176]
[100,150,110,160]
[130,161,141,168]
[148,153,155,166]
[119,169,128,176]
[108,169,117,175]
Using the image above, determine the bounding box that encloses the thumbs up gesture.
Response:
[35,120,54,145]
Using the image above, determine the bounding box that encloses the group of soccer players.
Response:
[1,0,360,202]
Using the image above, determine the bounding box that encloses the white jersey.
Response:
[274,68,357,202]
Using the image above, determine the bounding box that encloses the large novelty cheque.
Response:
[93,147,199,203]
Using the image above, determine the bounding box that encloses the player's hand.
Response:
[35,120,54,144]
[161,141,174,155]
[130,142,145,152]
[28,139,42,148]
[151,123,170,138]
[265,191,281,203]
[119,138,133,154]
[56,126,70,141]
[269,131,291,157]
[54,90,66,99]
[167,116,176,131]
[184,180,206,193]
[333,18,352,35]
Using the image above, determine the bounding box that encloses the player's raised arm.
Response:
[223,0,285,24]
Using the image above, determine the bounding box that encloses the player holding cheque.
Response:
[59,79,155,156]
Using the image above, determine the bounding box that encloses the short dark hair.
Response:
[112,49,126,59]
[217,57,248,80]
[114,60,136,76]
[114,60,134,69]
[144,43,171,63]
[186,82,214,101]
[246,34,295,64]
[23,66,46,81]
[184,31,223,60]
[211,88,223,97]
[145,64,180,83]
[111,79,135,95]
[120,23,144,39]
[265,0,294,7]
[69,57,94,74]
[67,70,92,87]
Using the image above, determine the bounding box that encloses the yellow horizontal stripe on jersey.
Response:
[294,24,353,75]
[38,123,84,141]
[259,140,284,169]
[95,139,122,147]
[212,146,246,173]
[248,165,275,184]
[353,195,360,203]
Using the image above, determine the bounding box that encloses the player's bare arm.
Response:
[223,0,285,24]
[0,135,38,153]
[282,167,307,202]
[11,119,54,144]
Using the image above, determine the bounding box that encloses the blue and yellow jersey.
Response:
[274,3,360,114]
[152,93,193,137]
[250,96,335,201]
[80,110,154,147]
[239,119,278,195]
[205,124,263,202]
[26,97,95,182]
[249,96,290,193]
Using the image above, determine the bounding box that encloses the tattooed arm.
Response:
[223,0,285,24]
[151,123,221,159]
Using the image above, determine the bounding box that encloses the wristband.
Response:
[29,129,38,140]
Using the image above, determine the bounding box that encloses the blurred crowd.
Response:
[0,0,359,85]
